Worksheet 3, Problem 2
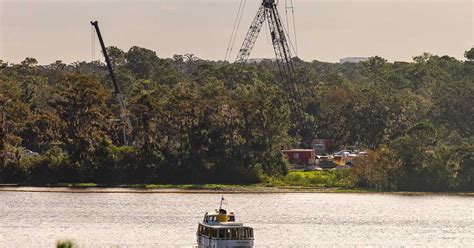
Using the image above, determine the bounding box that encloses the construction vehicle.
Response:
[90,21,133,145]
[233,0,310,146]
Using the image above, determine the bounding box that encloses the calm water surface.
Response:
[0,191,473,247]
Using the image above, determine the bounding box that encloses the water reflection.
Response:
[1,192,472,247]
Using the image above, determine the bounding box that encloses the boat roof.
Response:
[200,209,252,229]
[200,221,251,229]
[206,212,234,216]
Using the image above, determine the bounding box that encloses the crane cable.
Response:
[290,0,298,57]
[230,0,246,60]
[284,0,298,57]
[225,0,247,61]
[280,14,297,58]
[224,0,243,61]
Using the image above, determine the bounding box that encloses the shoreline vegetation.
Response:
[1,48,474,193]
[1,171,472,195]
[1,184,472,196]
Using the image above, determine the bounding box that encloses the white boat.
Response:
[196,197,254,248]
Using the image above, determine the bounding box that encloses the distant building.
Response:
[247,58,275,63]
[281,149,315,165]
[312,139,333,155]
[340,57,368,64]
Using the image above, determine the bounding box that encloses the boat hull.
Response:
[197,235,254,248]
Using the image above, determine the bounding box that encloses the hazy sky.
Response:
[0,0,472,64]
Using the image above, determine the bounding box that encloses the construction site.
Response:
[0,0,472,190]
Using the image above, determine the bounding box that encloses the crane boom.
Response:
[234,0,309,145]
[90,21,132,144]
[235,4,266,66]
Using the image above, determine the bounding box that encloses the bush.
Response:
[350,147,403,191]
[456,138,474,191]
[420,145,458,191]
[0,145,29,183]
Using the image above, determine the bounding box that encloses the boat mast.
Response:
[219,195,224,209]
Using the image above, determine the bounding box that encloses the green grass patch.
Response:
[55,183,98,188]
[279,170,351,187]
[127,171,352,189]
[42,171,353,190]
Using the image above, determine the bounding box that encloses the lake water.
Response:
[0,191,473,247]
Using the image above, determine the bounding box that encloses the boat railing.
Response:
[197,227,254,240]
[198,234,254,241]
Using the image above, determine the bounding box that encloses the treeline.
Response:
[0,47,473,190]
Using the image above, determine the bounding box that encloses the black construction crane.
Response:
[234,0,310,146]
[90,21,133,145]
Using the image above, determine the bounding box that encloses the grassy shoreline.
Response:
[1,170,472,195]
[0,183,472,195]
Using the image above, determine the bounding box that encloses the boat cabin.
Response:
[197,209,254,242]
[197,224,254,240]
[203,209,237,223]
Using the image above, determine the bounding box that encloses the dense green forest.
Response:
[0,47,473,191]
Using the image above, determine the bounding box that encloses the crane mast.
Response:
[90,21,132,145]
[234,0,309,145]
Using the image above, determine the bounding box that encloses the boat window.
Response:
[238,228,243,238]
[231,228,238,239]
[241,228,250,238]
[249,228,253,238]
[228,215,235,221]
[211,228,217,238]
[218,229,225,239]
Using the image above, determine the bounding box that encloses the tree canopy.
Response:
[0,47,473,191]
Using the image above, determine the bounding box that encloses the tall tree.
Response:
[465,48,474,62]
[49,74,112,167]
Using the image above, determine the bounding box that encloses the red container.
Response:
[281,149,315,165]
